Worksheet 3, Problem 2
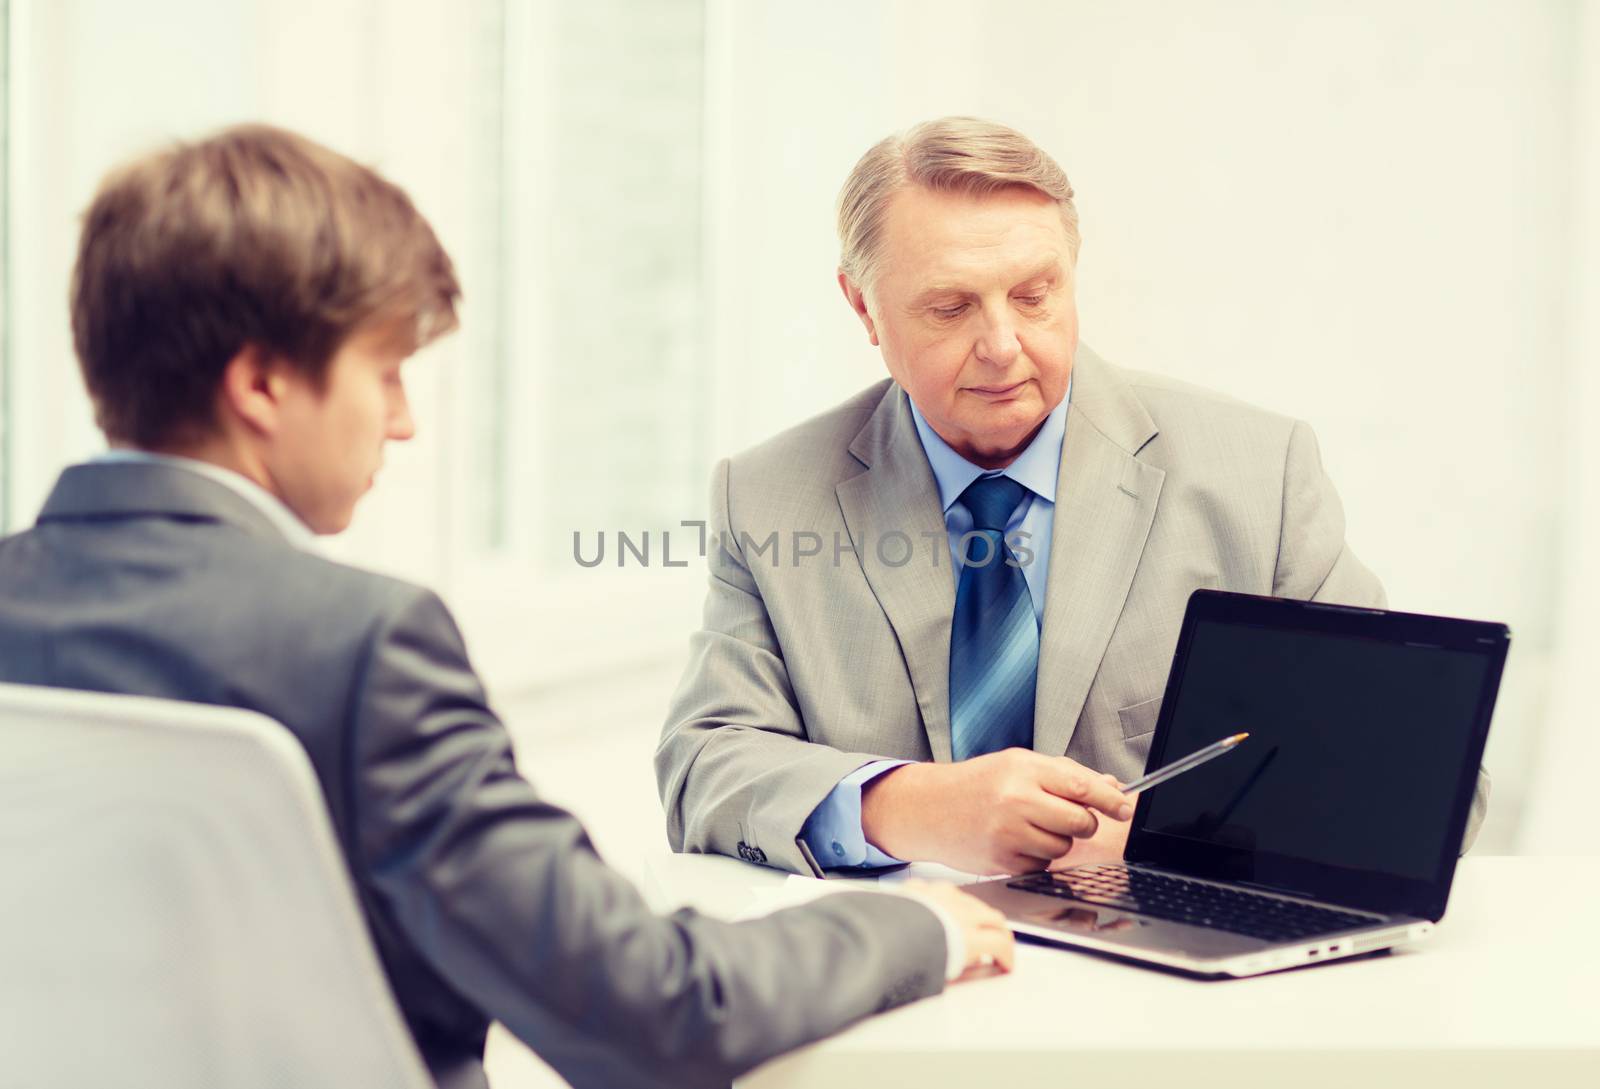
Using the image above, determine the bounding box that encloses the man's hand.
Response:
[1048,803,1132,870]
[861,749,1132,876]
[898,880,1015,981]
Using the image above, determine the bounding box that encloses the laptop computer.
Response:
[965,589,1510,977]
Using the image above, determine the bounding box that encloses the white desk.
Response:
[642,854,1600,1089]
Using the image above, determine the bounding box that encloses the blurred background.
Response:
[1,0,1594,885]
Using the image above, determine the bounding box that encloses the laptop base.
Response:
[966,869,1433,979]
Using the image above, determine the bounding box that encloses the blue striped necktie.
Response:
[949,475,1039,761]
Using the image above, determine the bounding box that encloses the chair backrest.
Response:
[0,682,434,1089]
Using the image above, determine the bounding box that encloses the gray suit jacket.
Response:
[657,346,1489,874]
[0,462,946,1089]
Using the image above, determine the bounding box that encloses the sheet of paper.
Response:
[877,861,992,887]
[733,874,849,920]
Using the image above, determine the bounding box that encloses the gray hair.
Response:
[836,116,1080,295]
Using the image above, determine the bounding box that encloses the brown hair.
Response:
[837,116,1080,295]
[70,123,461,448]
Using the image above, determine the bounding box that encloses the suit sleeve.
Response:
[349,588,946,1089]
[1273,419,1490,853]
[655,458,894,874]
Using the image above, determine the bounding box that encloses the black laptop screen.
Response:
[1138,618,1489,885]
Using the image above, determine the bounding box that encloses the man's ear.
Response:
[837,270,880,347]
[217,344,290,437]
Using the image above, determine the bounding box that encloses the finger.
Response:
[1004,852,1054,875]
[1020,790,1100,839]
[972,923,1016,972]
[1039,760,1133,819]
[1010,821,1074,861]
[955,962,1003,983]
[962,924,1006,969]
[1101,772,1124,790]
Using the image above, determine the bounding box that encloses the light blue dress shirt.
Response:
[799,382,1071,869]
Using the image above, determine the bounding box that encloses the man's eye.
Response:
[1015,294,1045,307]
[931,304,968,320]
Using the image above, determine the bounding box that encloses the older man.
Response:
[657,116,1488,878]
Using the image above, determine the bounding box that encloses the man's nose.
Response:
[974,308,1021,368]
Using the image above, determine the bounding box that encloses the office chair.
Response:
[0,682,434,1089]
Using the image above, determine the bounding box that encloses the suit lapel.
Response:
[837,384,958,762]
[1033,348,1166,756]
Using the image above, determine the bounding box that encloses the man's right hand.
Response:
[860,749,1132,876]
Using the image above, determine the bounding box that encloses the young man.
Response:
[0,124,1012,1089]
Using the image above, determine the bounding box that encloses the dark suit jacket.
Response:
[0,462,945,1089]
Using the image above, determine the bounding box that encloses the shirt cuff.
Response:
[799,760,910,868]
[888,890,966,982]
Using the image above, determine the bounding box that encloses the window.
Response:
[0,0,713,695]
[475,0,708,567]
[440,0,713,692]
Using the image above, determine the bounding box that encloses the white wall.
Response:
[1518,0,1599,855]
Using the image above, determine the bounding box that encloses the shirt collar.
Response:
[908,377,1071,512]
[90,449,316,549]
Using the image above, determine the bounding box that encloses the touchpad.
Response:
[1046,906,1146,933]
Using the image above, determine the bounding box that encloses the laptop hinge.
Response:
[1231,876,1320,901]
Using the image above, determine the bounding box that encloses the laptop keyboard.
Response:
[1008,864,1383,942]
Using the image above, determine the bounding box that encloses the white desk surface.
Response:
[641,853,1600,1089]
